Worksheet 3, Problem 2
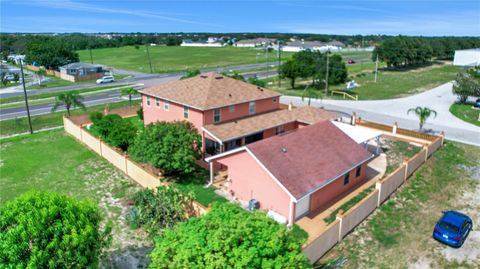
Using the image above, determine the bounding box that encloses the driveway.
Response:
[282,82,480,146]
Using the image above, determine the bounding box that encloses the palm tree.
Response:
[121,87,138,106]
[407,106,437,131]
[51,91,85,116]
[301,86,322,106]
[35,69,47,86]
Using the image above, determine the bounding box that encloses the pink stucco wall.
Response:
[309,162,368,213]
[142,95,204,133]
[216,150,291,221]
[203,97,279,125]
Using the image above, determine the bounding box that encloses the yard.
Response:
[449,103,480,127]
[266,63,459,100]
[317,141,480,268]
[0,130,151,268]
[78,46,293,73]
[27,74,130,90]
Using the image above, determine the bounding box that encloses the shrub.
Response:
[149,203,310,268]
[129,121,202,175]
[136,107,144,120]
[180,69,201,79]
[129,186,193,236]
[0,191,111,268]
[92,114,137,151]
[248,77,266,87]
[89,111,103,125]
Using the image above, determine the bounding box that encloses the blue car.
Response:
[433,210,473,248]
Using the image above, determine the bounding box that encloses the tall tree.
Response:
[121,87,138,105]
[26,36,79,70]
[34,68,47,85]
[51,91,85,116]
[279,59,301,88]
[452,72,480,103]
[407,106,437,131]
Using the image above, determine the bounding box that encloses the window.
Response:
[272,97,277,103]
[248,101,256,115]
[275,125,285,135]
[146,97,150,106]
[183,106,189,119]
[229,105,235,112]
[164,100,169,110]
[155,97,160,107]
[213,108,221,123]
[343,173,350,185]
[356,165,362,177]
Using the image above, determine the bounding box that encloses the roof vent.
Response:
[257,86,264,91]
[228,93,232,97]
[281,147,287,153]
[215,75,223,79]
[200,75,208,78]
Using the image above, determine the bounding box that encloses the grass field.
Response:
[0,130,151,267]
[78,46,292,73]
[266,63,459,100]
[0,100,140,137]
[27,74,130,90]
[449,103,480,127]
[317,141,480,268]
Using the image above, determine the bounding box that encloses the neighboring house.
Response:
[205,120,374,226]
[281,41,345,52]
[59,62,105,82]
[181,39,223,47]
[453,48,480,67]
[7,54,25,65]
[139,72,338,155]
[236,38,276,48]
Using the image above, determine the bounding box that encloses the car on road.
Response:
[96,75,115,84]
[433,210,473,247]
[474,98,480,108]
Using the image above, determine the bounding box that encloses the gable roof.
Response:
[203,106,339,142]
[60,62,102,69]
[139,72,280,111]
[246,121,373,199]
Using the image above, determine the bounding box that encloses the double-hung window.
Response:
[343,173,350,185]
[155,97,160,107]
[248,101,256,115]
[229,105,235,112]
[146,97,150,106]
[213,108,221,123]
[356,165,361,177]
[164,100,169,111]
[183,106,189,119]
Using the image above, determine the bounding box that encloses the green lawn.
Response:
[27,74,130,90]
[0,84,130,105]
[0,100,140,137]
[78,46,293,73]
[173,180,228,207]
[449,103,480,127]
[0,130,150,267]
[317,141,480,268]
[266,63,459,100]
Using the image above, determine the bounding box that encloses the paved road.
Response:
[0,62,281,99]
[282,82,480,146]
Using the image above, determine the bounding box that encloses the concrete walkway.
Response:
[282,82,480,146]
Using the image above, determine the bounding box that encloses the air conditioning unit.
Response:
[248,199,260,211]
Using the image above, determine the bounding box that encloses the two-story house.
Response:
[139,72,338,156]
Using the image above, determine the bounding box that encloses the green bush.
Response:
[0,191,111,268]
[248,77,266,87]
[136,107,144,120]
[129,121,202,175]
[149,203,310,268]
[130,186,193,236]
[92,114,137,151]
[89,111,103,125]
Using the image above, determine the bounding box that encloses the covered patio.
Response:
[332,121,384,155]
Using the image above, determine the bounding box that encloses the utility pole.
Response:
[89,48,93,64]
[19,61,33,134]
[277,40,281,87]
[374,54,379,83]
[325,50,330,95]
[145,44,153,73]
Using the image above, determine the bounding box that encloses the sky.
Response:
[1,0,479,36]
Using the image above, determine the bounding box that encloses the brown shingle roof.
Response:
[139,72,280,111]
[247,121,373,199]
[203,106,339,142]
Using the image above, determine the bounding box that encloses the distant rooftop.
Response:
[60,62,102,69]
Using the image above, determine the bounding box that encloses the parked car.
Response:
[433,210,473,247]
[5,74,15,81]
[96,76,115,84]
[474,98,480,108]
[347,59,356,64]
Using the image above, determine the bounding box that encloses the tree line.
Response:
[373,36,480,68]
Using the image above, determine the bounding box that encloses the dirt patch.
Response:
[381,138,421,174]
[78,160,152,268]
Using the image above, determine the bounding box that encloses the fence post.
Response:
[351,112,356,126]
[440,131,445,146]
[376,181,382,207]
[336,211,344,241]
[124,153,129,175]
[403,159,409,181]
[424,145,429,161]
[392,122,398,136]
